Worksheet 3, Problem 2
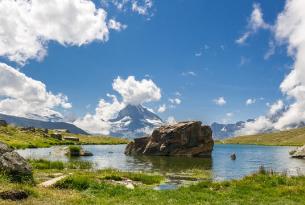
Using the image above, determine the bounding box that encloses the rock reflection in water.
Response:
[131,155,212,174]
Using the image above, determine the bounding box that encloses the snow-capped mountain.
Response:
[110,104,163,138]
[211,119,255,139]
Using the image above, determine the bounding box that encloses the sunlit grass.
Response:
[0,125,129,149]
[221,126,305,146]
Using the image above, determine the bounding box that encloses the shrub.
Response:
[68,145,81,156]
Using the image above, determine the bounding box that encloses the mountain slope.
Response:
[0,113,88,135]
[110,104,163,138]
[221,126,305,146]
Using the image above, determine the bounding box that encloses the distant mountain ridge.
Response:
[110,104,163,138]
[211,119,255,139]
[0,113,88,135]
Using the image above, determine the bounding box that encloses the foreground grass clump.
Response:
[29,159,93,170]
[220,126,305,146]
[0,125,129,149]
[98,169,165,185]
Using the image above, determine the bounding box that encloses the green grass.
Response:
[68,145,81,154]
[220,126,305,146]
[2,169,305,205]
[97,168,165,185]
[29,159,93,170]
[0,125,129,149]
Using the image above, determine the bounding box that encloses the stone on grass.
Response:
[0,151,32,182]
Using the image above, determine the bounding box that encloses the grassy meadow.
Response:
[219,127,305,146]
[0,125,129,149]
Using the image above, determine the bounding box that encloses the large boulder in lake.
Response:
[125,121,214,157]
[0,142,32,181]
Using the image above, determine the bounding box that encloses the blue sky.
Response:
[1,0,304,134]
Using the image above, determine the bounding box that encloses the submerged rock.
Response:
[125,121,214,157]
[230,153,236,160]
[290,145,305,158]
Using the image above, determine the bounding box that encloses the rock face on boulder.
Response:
[125,121,214,157]
[0,142,32,181]
[0,142,13,155]
[290,145,305,158]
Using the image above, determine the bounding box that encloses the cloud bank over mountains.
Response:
[75,76,162,134]
[0,63,71,120]
[238,0,305,135]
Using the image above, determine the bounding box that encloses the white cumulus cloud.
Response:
[0,0,118,65]
[236,3,270,45]
[246,98,256,105]
[0,63,71,120]
[214,97,226,106]
[157,104,166,113]
[113,76,161,105]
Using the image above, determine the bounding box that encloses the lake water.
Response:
[17,144,305,180]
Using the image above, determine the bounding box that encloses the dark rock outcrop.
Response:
[0,142,32,182]
[125,121,214,157]
[0,190,29,201]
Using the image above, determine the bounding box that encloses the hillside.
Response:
[221,127,305,146]
[0,113,88,135]
[0,125,129,149]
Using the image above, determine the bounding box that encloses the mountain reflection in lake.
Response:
[17,144,305,180]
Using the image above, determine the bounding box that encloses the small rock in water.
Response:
[230,153,236,160]
[0,190,29,201]
[290,145,305,158]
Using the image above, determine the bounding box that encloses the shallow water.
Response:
[17,144,305,180]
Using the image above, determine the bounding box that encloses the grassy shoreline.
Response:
[0,126,129,149]
[219,127,305,147]
[1,161,305,205]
